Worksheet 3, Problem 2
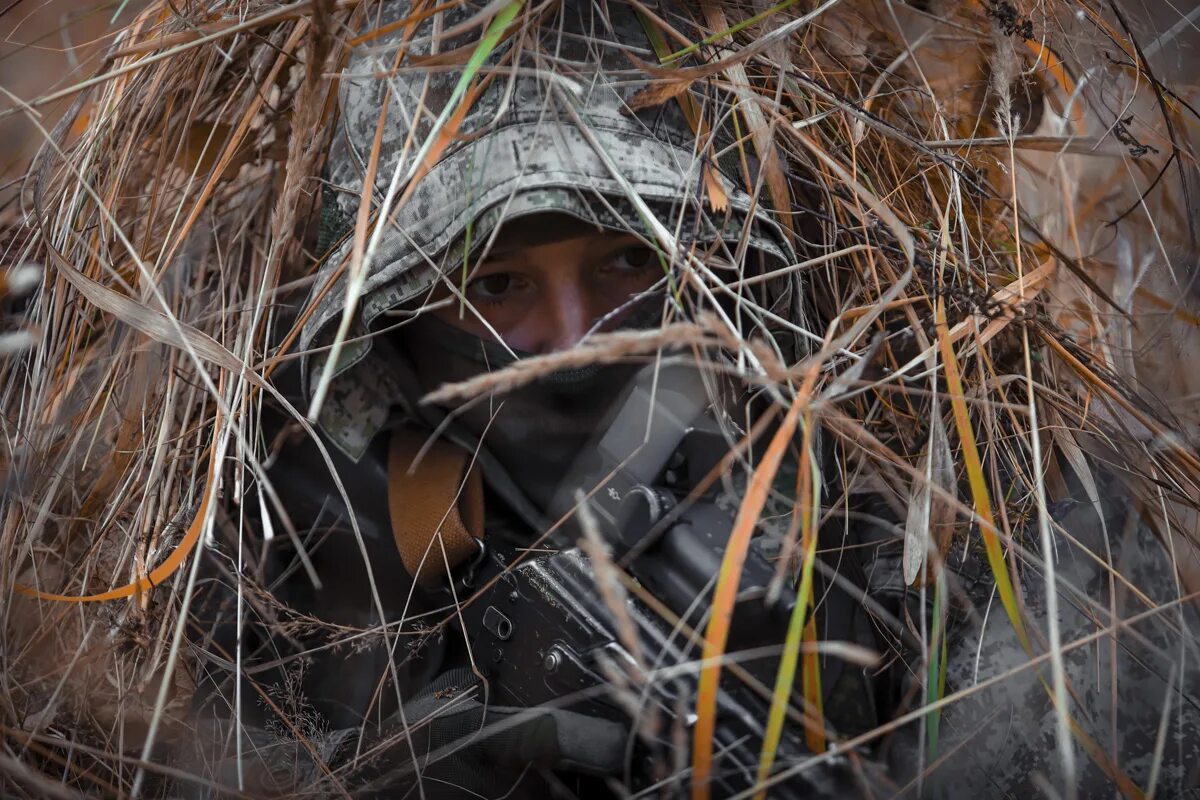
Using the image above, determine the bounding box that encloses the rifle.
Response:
[456,363,871,797]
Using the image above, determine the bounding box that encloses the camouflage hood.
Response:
[302,0,796,459]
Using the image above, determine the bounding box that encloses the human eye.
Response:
[606,244,659,277]
[465,272,524,303]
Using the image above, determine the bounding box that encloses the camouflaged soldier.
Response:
[190,0,818,796]
[188,0,1200,797]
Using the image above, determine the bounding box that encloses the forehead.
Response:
[482,212,627,256]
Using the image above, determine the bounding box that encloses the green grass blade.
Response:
[755,414,822,796]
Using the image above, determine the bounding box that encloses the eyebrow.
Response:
[474,229,641,264]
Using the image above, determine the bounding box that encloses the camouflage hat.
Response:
[303,0,796,459]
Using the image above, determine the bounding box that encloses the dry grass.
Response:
[0,0,1197,797]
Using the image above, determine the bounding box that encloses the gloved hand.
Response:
[350,668,629,798]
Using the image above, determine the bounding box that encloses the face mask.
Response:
[397,303,661,515]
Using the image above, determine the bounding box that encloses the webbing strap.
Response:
[387,427,484,587]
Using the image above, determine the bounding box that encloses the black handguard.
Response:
[455,363,879,798]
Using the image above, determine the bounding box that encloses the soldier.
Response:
[192,0,828,796]
[188,1,1200,798]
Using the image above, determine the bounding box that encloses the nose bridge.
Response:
[542,271,591,352]
[513,236,608,355]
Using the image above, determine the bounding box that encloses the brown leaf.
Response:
[623,79,694,114]
[704,162,728,212]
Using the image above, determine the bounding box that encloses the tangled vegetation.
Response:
[0,0,1197,796]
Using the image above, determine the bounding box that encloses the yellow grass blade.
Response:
[663,0,798,64]
[935,297,1031,653]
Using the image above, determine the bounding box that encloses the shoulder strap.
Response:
[387,427,485,587]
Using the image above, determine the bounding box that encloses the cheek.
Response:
[428,291,537,345]
[591,271,660,312]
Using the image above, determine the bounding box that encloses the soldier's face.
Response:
[429,216,661,354]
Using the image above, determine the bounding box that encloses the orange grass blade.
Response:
[798,421,826,756]
[348,0,464,45]
[692,390,807,799]
[1025,40,1083,130]
[801,615,824,750]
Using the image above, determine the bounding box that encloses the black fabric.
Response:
[398,313,648,515]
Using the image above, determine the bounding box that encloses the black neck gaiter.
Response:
[398,314,651,515]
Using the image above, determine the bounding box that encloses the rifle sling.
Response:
[387,427,484,587]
